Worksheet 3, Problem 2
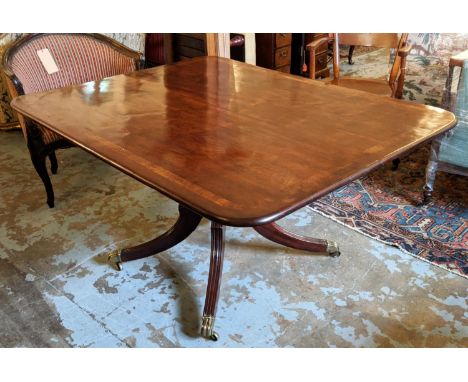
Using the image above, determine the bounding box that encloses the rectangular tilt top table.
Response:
[12,57,456,340]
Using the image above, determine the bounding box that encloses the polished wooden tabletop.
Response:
[12,57,456,226]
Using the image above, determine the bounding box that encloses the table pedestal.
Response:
[107,204,340,340]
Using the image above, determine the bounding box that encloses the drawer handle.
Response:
[317,56,324,64]
[279,33,287,37]
[280,50,288,57]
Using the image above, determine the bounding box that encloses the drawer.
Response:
[315,51,328,72]
[276,65,291,74]
[275,33,292,48]
[275,46,291,67]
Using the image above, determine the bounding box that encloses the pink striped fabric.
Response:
[10,34,138,144]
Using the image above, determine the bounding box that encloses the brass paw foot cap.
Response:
[326,241,341,257]
[201,315,218,341]
[108,249,123,271]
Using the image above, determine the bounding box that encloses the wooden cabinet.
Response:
[255,33,292,73]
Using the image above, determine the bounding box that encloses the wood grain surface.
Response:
[11,57,456,226]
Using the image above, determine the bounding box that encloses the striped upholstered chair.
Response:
[2,33,143,207]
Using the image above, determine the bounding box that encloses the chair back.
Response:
[438,59,468,169]
[2,33,142,95]
[332,33,409,95]
[338,33,400,49]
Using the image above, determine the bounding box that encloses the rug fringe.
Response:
[307,205,467,280]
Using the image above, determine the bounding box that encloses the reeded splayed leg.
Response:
[201,222,225,341]
[253,221,340,257]
[108,204,202,270]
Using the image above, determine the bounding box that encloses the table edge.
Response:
[10,58,458,227]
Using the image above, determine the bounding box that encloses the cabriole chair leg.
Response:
[30,151,55,208]
[49,151,58,174]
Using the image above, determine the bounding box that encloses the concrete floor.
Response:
[0,130,467,347]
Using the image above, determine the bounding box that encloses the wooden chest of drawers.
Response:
[255,33,292,73]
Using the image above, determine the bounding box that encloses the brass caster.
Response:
[108,249,123,271]
[201,315,218,341]
[326,241,341,257]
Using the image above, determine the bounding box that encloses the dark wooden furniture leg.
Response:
[253,221,340,257]
[392,158,401,171]
[26,122,55,208]
[29,149,55,208]
[108,204,202,270]
[200,222,225,341]
[348,45,355,65]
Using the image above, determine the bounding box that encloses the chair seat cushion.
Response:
[326,77,393,97]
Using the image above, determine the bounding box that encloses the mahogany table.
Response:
[11,57,456,340]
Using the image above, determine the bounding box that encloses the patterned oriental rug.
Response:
[309,145,468,278]
[309,42,468,278]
